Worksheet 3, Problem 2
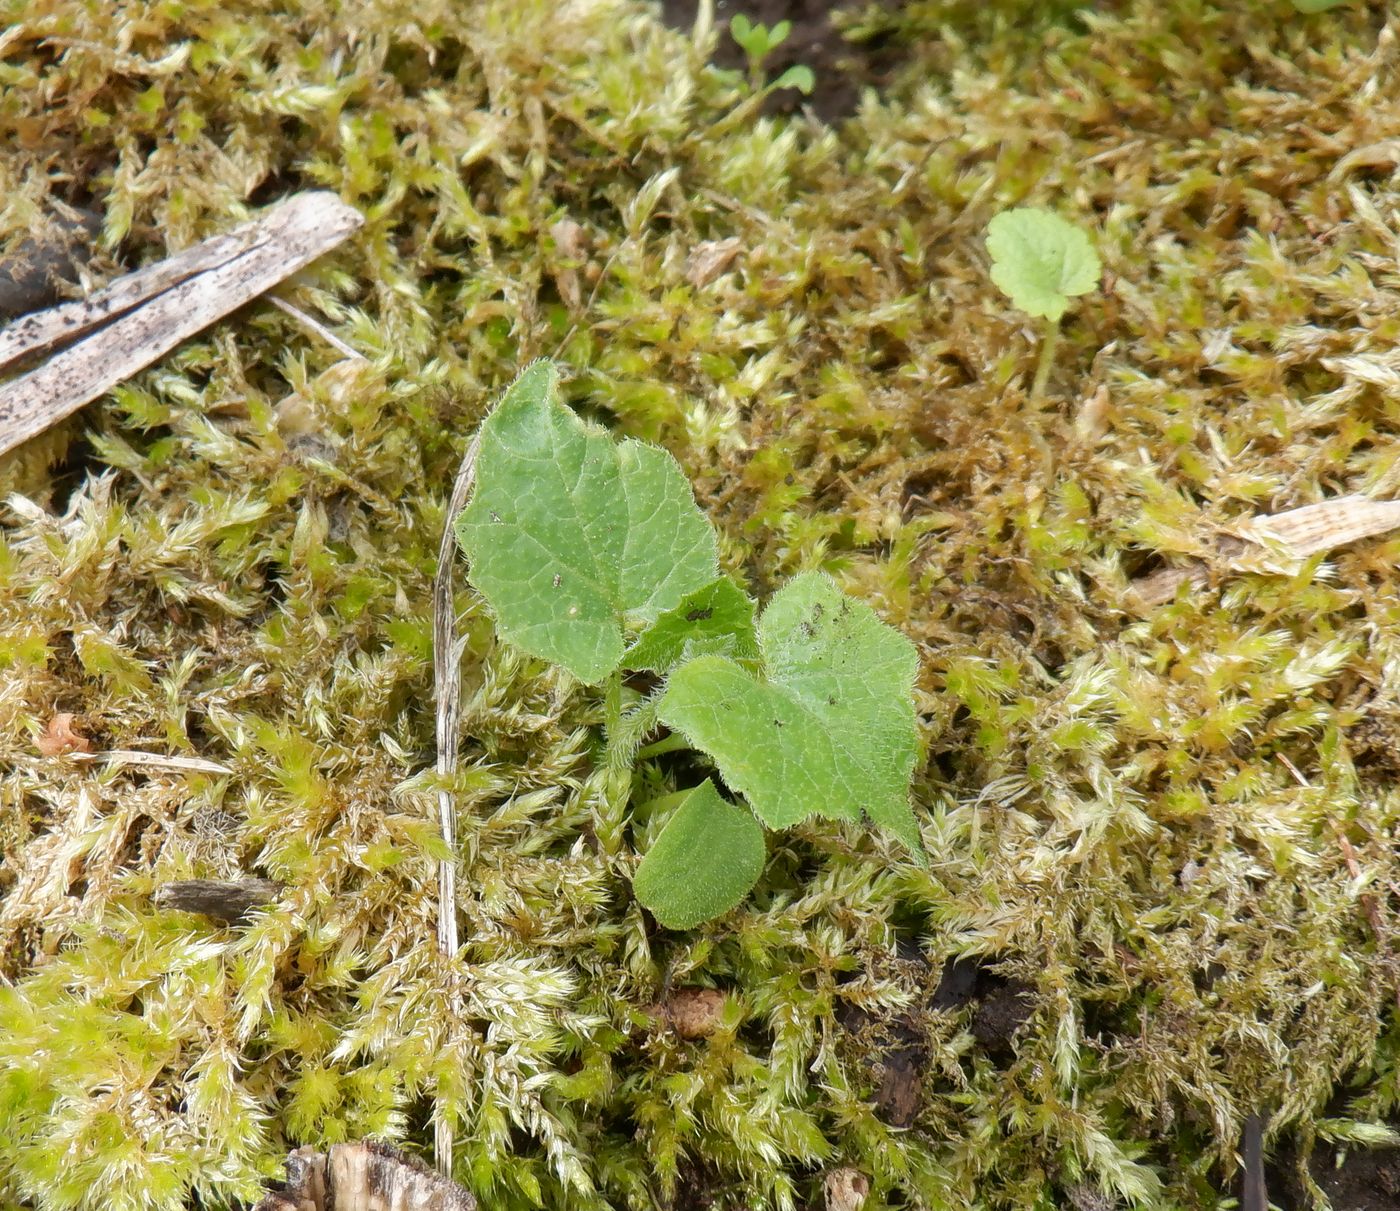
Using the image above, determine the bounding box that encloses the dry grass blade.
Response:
[70,749,233,775]
[428,425,481,1175]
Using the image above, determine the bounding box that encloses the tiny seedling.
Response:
[986,207,1101,404]
[454,361,923,928]
[728,14,814,97]
[729,13,790,69]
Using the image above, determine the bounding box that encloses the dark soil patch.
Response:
[839,953,1036,1128]
[658,0,907,120]
[1312,1145,1400,1211]
[1270,1135,1400,1211]
[0,205,102,319]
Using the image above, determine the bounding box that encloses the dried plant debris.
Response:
[822,1166,869,1211]
[0,191,362,458]
[1130,495,1400,607]
[1236,496,1400,560]
[153,877,282,923]
[3,1,1400,1210]
[685,238,745,289]
[35,711,92,757]
[253,1141,477,1211]
[644,986,728,1039]
[70,748,233,775]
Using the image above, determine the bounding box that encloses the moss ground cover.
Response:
[2,1,1400,1207]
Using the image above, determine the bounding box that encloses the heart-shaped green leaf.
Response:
[632,779,766,929]
[658,572,923,857]
[986,207,1101,322]
[454,361,719,684]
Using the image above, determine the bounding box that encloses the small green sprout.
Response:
[729,13,789,66]
[986,207,1101,404]
[454,362,923,927]
[728,14,814,96]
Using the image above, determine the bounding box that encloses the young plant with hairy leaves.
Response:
[453,362,923,928]
[986,207,1101,404]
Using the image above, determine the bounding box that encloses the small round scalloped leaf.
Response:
[986,207,1101,322]
[454,361,719,684]
[658,572,924,858]
[632,779,766,929]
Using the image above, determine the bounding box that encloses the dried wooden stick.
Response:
[1240,1112,1268,1211]
[0,191,362,458]
[1,219,266,370]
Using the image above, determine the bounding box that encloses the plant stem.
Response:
[1030,317,1061,405]
[633,787,694,819]
[596,671,628,855]
[612,691,665,765]
[597,680,671,854]
[636,732,690,761]
[710,75,786,139]
[603,670,624,748]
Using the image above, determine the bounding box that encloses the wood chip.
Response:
[1074,383,1111,443]
[824,1167,870,1211]
[1128,496,1400,609]
[1126,543,1242,610]
[0,191,362,458]
[255,1146,326,1211]
[1065,1183,1116,1211]
[550,218,588,311]
[686,237,743,289]
[253,1141,477,1211]
[153,878,282,923]
[36,712,93,757]
[1234,495,1400,560]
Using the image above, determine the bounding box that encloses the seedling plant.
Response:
[727,14,815,99]
[986,206,1101,403]
[453,361,923,928]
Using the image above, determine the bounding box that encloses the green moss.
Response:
[3,0,1400,1207]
